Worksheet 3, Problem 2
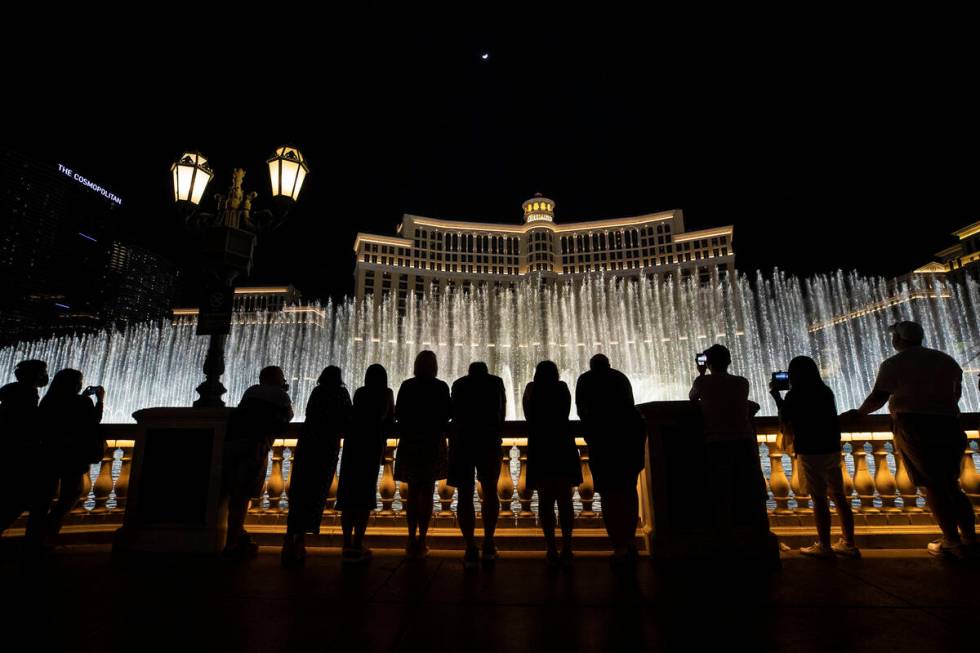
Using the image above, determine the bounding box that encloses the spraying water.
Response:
[2,271,978,423]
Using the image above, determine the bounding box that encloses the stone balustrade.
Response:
[8,415,980,535]
[753,415,980,527]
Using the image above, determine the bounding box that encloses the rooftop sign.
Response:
[57,163,123,206]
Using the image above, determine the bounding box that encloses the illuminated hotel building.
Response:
[353,194,735,309]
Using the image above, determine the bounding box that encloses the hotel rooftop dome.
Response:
[522,193,556,223]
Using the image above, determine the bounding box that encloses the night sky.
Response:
[5,7,978,303]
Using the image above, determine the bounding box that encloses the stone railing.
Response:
[245,421,604,527]
[753,415,980,527]
[11,413,980,535]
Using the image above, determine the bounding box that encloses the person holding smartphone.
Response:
[770,356,858,559]
[689,344,769,541]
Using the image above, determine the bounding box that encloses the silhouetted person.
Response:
[843,321,976,559]
[29,369,105,550]
[223,366,293,558]
[523,360,581,567]
[281,366,351,566]
[770,356,858,559]
[689,344,769,539]
[336,363,393,564]
[450,361,506,568]
[0,359,48,536]
[575,353,646,565]
[395,351,451,558]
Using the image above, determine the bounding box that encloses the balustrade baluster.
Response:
[768,440,792,514]
[112,442,134,512]
[379,443,397,515]
[840,448,855,503]
[577,444,596,519]
[497,444,515,518]
[960,442,980,511]
[398,481,409,514]
[789,454,812,514]
[516,444,534,521]
[267,444,286,512]
[894,450,924,512]
[437,479,455,517]
[873,439,900,512]
[852,438,879,513]
[324,463,340,515]
[90,448,114,514]
[250,450,271,513]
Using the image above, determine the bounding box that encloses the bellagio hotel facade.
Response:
[353,194,735,310]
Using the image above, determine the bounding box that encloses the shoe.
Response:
[559,547,574,568]
[238,533,259,556]
[406,541,428,560]
[799,542,834,559]
[927,538,968,560]
[831,539,861,559]
[344,546,373,565]
[463,546,480,569]
[609,550,635,569]
[482,541,498,564]
[546,549,560,567]
[342,547,361,564]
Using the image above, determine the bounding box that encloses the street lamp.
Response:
[171,146,309,407]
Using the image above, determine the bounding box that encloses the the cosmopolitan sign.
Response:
[57,163,123,206]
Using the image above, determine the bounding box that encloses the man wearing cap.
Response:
[844,321,976,559]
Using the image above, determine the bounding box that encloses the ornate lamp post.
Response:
[170,146,309,407]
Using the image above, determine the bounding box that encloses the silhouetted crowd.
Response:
[0,362,105,553]
[2,319,977,564]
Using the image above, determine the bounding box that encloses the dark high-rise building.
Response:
[0,149,178,344]
[97,241,179,325]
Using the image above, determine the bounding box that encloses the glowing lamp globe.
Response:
[171,151,213,206]
[267,146,309,202]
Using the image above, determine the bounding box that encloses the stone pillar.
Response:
[115,408,233,553]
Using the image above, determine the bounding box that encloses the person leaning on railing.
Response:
[223,366,294,559]
[449,361,506,570]
[575,353,646,567]
[394,350,451,560]
[336,363,394,565]
[523,360,581,568]
[769,356,858,559]
[281,366,351,567]
[842,320,977,560]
